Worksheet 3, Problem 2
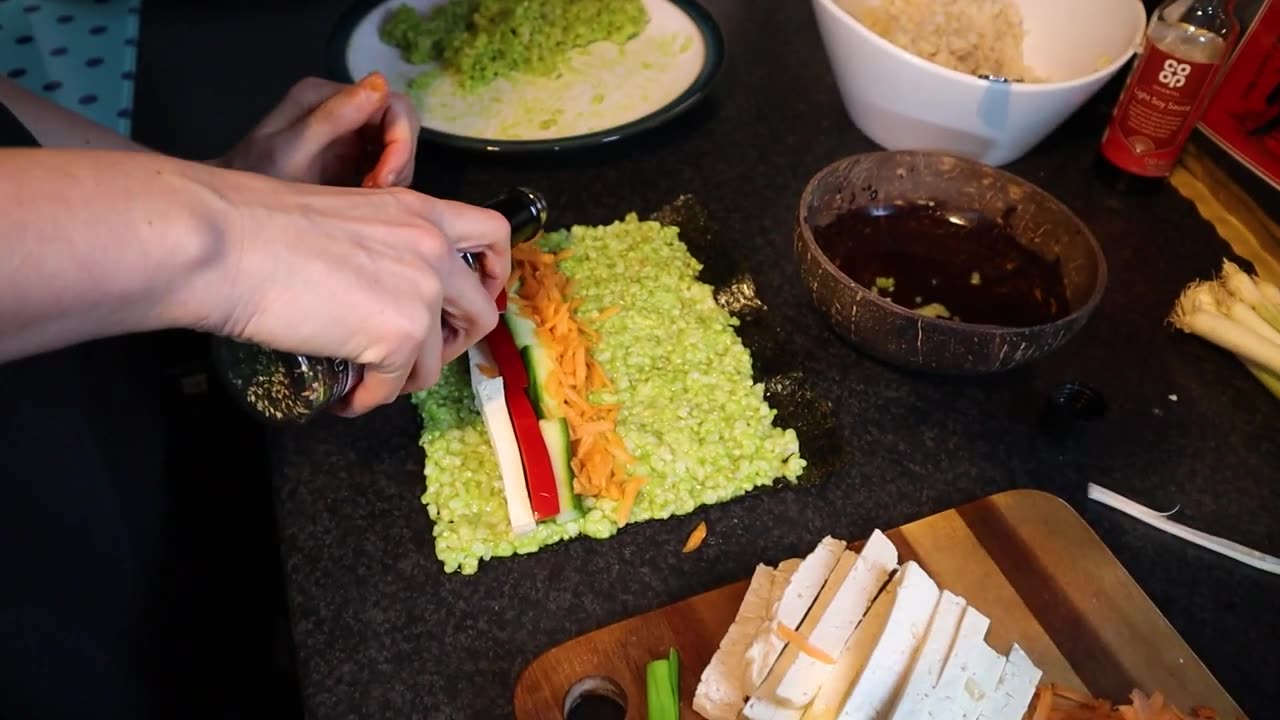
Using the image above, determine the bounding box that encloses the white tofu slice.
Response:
[953,642,1007,720]
[883,590,967,720]
[739,549,864,720]
[817,561,940,720]
[466,344,534,535]
[975,644,1043,720]
[730,559,810,720]
[694,564,778,720]
[914,605,993,717]
[745,530,899,716]
[770,558,804,616]
[744,537,848,692]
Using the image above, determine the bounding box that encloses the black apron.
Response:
[0,101,210,720]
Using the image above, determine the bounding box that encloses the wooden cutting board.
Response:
[513,489,1245,719]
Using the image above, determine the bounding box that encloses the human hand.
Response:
[189,170,511,416]
[214,72,419,188]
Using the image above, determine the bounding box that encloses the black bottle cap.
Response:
[482,186,549,245]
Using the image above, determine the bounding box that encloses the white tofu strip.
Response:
[975,644,1043,720]
[954,642,1007,720]
[915,605,992,717]
[744,537,848,692]
[830,562,940,720]
[743,531,899,717]
[467,344,535,535]
[694,564,778,720]
[884,590,967,720]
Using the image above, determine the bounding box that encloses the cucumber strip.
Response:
[538,417,582,523]
[520,344,560,419]
[502,304,539,349]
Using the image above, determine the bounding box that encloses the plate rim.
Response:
[325,0,725,153]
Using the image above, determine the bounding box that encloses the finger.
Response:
[336,357,412,417]
[335,322,419,417]
[362,93,420,188]
[254,76,349,135]
[418,198,513,298]
[403,316,446,395]
[438,253,500,364]
[297,73,390,160]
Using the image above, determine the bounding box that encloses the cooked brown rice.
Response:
[839,0,1043,82]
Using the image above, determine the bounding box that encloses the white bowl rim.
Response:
[812,0,1148,93]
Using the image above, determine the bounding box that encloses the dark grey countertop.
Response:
[133,1,1279,719]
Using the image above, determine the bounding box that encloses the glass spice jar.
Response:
[213,187,549,424]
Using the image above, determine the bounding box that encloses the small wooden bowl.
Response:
[794,151,1107,374]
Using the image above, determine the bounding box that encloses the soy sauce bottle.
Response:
[1097,0,1240,188]
[213,187,548,424]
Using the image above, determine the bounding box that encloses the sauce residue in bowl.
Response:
[811,200,1071,327]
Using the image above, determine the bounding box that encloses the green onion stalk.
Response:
[1169,260,1280,400]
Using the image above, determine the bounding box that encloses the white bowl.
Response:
[812,0,1148,166]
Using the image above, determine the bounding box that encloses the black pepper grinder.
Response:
[213,187,548,424]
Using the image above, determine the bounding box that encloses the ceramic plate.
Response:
[328,0,724,152]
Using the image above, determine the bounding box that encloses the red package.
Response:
[1200,0,1280,190]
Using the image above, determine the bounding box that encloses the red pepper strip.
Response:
[503,383,561,522]
[495,290,508,313]
[484,321,527,389]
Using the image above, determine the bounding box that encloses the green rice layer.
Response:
[411,214,805,574]
[380,0,649,93]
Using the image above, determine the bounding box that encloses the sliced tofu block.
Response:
[914,605,993,717]
[819,561,940,720]
[467,344,535,535]
[744,530,900,717]
[744,537,848,691]
[975,644,1043,720]
[694,564,778,720]
[884,590,967,720]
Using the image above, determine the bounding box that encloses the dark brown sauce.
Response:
[812,201,1071,327]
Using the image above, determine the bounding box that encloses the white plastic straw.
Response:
[1087,483,1280,576]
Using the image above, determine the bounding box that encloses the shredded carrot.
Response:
[477,363,499,379]
[615,476,647,526]
[682,521,708,553]
[774,624,836,665]
[574,421,612,437]
[508,242,645,513]
[1031,684,1230,720]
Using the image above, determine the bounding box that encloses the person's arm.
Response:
[0,74,418,186]
[0,147,510,414]
[0,148,223,360]
[0,77,150,151]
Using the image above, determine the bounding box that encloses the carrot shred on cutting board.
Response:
[1028,684,1229,720]
[510,242,644,516]
[774,624,835,664]
[477,363,500,379]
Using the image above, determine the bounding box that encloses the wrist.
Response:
[143,160,254,337]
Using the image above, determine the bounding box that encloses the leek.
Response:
[1169,264,1280,401]
[1218,260,1280,334]
[1257,277,1280,307]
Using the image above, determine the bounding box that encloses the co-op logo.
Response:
[1159,58,1192,88]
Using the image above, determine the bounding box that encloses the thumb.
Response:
[295,72,390,152]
